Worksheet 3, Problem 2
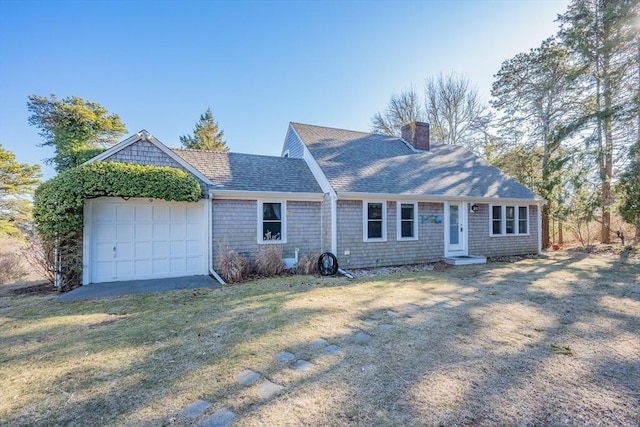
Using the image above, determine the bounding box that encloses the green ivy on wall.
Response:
[34,161,203,239]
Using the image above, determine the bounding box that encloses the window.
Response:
[397,202,418,240]
[506,206,515,234]
[518,206,528,234]
[363,201,386,241]
[490,205,529,236]
[492,206,502,235]
[258,201,286,243]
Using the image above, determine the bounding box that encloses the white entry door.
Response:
[84,198,207,284]
[445,202,467,256]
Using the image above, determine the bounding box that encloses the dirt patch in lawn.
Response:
[1,252,638,426]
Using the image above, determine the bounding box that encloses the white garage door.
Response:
[85,198,207,284]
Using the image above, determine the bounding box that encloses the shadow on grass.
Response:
[2,253,638,425]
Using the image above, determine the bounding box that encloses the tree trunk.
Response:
[601,82,614,244]
[559,222,564,244]
[542,204,550,249]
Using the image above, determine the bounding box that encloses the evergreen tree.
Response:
[558,0,639,243]
[0,145,41,236]
[617,140,640,234]
[491,38,582,247]
[27,95,127,172]
[180,108,228,151]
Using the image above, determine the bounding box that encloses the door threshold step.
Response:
[444,255,487,266]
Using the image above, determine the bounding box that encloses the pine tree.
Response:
[27,95,126,172]
[180,108,228,151]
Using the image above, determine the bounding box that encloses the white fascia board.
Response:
[209,189,324,201]
[338,192,544,205]
[83,130,213,186]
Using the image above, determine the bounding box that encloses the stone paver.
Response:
[310,338,328,347]
[354,332,371,343]
[378,323,392,330]
[236,369,261,386]
[386,310,400,317]
[322,344,341,355]
[274,351,295,362]
[256,379,285,399]
[338,327,355,335]
[180,399,211,419]
[405,303,421,312]
[292,359,315,372]
[200,407,237,427]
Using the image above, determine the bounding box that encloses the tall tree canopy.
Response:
[0,145,41,236]
[27,95,127,172]
[491,37,583,247]
[558,0,639,243]
[371,73,490,152]
[180,108,228,151]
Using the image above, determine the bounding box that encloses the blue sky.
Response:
[0,0,569,180]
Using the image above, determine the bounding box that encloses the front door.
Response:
[445,202,467,256]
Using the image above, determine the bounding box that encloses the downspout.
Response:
[207,195,226,285]
[330,192,338,255]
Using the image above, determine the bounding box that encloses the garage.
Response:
[83,198,207,284]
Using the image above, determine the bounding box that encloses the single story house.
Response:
[82,122,543,284]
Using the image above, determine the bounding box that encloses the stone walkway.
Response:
[173,286,479,426]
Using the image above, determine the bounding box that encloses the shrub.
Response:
[217,249,250,284]
[295,253,318,275]
[0,252,25,284]
[254,245,284,277]
[21,235,55,285]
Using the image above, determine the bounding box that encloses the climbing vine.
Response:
[34,161,202,239]
[33,162,202,288]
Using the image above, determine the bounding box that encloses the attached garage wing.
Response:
[83,198,207,284]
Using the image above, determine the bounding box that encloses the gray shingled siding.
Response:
[211,199,322,270]
[104,140,208,191]
[321,195,332,253]
[335,200,444,269]
[468,204,538,257]
[283,128,305,158]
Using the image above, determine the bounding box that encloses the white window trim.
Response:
[489,204,529,237]
[257,200,287,244]
[363,200,387,242]
[397,201,418,241]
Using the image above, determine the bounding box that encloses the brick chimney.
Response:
[401,122,430,151]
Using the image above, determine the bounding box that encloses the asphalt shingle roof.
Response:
[291,122,540,200]
[172,149,323,194]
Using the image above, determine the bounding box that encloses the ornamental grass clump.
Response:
[254,245,284,277]
[217,249,250,284]
[295,252,318,275]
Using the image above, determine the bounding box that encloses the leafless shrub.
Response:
[217,249,250,283]
[22,235,55,285]
[254,245,284,277]
[0,252,26,284]
[295,253,318,275]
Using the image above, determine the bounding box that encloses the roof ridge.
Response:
[291,121,383,137]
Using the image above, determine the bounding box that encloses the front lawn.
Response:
[1,251,638,426]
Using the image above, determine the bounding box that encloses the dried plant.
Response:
[254,245,284,276]
[217,248,250,284]
[295,252,318,275]
[0,252,26,284]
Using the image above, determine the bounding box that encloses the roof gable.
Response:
[84,130,213,186]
